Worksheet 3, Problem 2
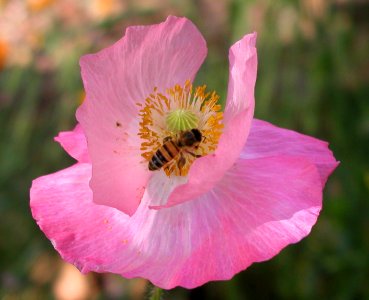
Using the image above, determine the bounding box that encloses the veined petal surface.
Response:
[30,153,323,289]
[76,16,207,215]
[242,119,339,185]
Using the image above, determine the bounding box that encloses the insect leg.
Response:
[185,150,202,158]
[177,153,186,176]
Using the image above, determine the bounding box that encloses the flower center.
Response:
[138,80,223,177]
[166,109,199,132]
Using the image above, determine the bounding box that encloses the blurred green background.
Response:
[1,0,368,299]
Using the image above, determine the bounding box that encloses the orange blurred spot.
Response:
[95,0,114,17]
[90,0,126,19]
[0,39,9,70]
[53,263,96,300]
[27,0,54,12]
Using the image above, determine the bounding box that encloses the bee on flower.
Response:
[30,16,338,289]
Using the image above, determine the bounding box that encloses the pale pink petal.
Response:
[54,124,89,163]
[241,119,339,185]
[154,32,257,209]
[76,16,207,215]
[30,164,130,269]
[30,154,321,289]
[146,171,187,207]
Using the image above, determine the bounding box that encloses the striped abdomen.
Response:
[148,140,180,171]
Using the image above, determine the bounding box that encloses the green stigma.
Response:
[166,109,199,132]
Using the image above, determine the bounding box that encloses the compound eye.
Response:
[184,132,193,139]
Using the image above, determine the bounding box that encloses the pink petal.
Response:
[54,124,89,163]
[242,119,339,185]
[30,154,322,289]
[76,16,207,215]
[30,164,130,269]
[153,32,257,209]
[146,172,187,207]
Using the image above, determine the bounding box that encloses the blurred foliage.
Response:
[1,0,368,299]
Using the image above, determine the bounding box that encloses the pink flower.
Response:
[30,16,339,289]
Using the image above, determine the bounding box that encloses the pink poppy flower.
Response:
[30,16,339,289]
